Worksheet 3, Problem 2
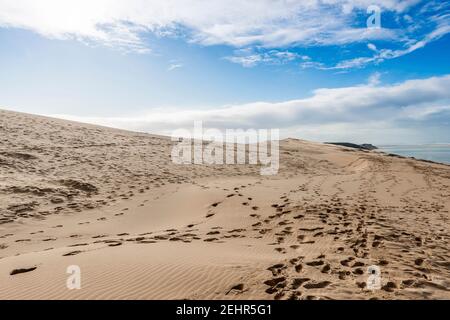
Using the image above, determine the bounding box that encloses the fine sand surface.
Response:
[1,109,449,300]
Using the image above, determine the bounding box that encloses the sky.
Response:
[0,0,449,144]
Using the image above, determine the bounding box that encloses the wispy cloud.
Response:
[224,49,309,68]
[335,26,449,70]
[368,72,382,86]
[167,63,183,71]
[301,2,450,70]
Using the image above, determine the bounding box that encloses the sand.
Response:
[0,108,449,300]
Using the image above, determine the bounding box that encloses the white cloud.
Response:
[0,1,447,69]
[300,61,326,69]
[225,54,263,68]
[307,8,450,70]
[0,0,421,51]
[302,21,450,70]
[167,63,183,71]
[368,72,382,86]
[401,105,450,120]
[225,49,302,67]
[51,74,450,144]
[367,43,377,51]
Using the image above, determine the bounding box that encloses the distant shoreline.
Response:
[377,145,450,165]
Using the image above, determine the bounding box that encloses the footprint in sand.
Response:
[306,260,324,267]
[353,268,364,275]
[108,242,122,247]
[264,277,287,298]
[63,250,83,256]
[381,281,397,292]
[10,267,37,275]
[267,263,287,276]
[274,247,287,254]
[68,243,88,247]
[226,283,245,295]
[92,234,108,239]
[321,264,331,273]
[338,270,351,280]
[303,281,331,289]
[42,238,56,242]
[291,278,310,289]
[264,277,286,287]
[294,263,303,272]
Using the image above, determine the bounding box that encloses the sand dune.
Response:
[0,109,449,300]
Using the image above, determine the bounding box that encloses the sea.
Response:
[378,145,450,165]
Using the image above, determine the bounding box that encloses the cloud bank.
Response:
[52,74,450,144]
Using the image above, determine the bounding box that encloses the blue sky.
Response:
[0,0,449,144]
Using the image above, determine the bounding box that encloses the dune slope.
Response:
[0,109,449,300]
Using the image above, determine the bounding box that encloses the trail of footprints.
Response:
[3,173,449,299]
